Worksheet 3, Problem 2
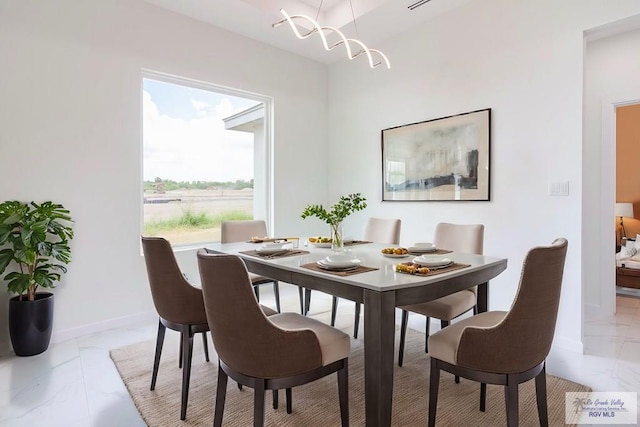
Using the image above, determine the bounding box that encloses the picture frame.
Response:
[381,108,491,201]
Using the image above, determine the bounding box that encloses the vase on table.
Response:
[330,222,344,252]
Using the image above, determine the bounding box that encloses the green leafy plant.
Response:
[301,193,367,247]
[0,201,74,301]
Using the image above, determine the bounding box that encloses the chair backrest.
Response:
[433,222,484,254]
[221,220,268,243]
[364,217,401,245]
[141,236,207,325]
[456,238,568,374]
[196,250,323,377]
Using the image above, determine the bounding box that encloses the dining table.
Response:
[206,239,508,427]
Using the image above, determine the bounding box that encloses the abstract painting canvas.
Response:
[381,108,491,201]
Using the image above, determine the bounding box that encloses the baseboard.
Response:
[52,310,156,344]
[552,334,584,354]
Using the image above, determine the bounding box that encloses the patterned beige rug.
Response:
[110,327,589,426]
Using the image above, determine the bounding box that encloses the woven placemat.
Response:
[344,240,371,246]
[396,262,471,277]
[240,249,309,259]
[408,249,452,255]
[301,263,378,276]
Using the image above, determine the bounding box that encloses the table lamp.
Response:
[615,202,634,242]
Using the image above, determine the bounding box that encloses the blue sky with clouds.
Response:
[143,78,260,182]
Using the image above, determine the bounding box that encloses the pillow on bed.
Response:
[634,235,640,251]
[620,245,637,258]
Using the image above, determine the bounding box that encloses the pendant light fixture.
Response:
[272,1,390,69]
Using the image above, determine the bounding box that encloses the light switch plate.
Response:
[548,181,569,196]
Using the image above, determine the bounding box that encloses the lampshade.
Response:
[615,202,634,218]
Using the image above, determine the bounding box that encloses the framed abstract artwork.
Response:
[381,108,491,201]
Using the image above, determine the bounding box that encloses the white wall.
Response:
[0,0,328,353]
[583,27,640,308]
[327,0,640,352]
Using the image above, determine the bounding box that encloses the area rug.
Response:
[110,328,590,426]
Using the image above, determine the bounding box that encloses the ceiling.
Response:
[144,0,475,64]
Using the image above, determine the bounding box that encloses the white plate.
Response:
[382,253,411,258]
[256,243,291,254]
[408,242,437,253]
[317,255,361,269]
[317,263,360,272]
[310,242,332,248]
[412,256,453,268]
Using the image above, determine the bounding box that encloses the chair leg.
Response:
[213,364,228,427]
[178,333,183,369]
[286,388,293,414]
[535,364,549,427]
[202,331,210,362]
[425,317,431,353]
[272,389,278,409]
[331,296,338,326]
[150,319,165,390]
[480,383,487,411]
[273,281,281,313]
[505,374,519,427]
[353,303,361,339]
[298,287,305,314]
[304,289,311,315]
[398,310,408,367]
[254,381,266,427]
[180,328,194,420]
[338,362,349,427]
[428,358,441,427]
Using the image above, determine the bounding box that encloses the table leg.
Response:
[363,290,396,427]
[477,282,489,313]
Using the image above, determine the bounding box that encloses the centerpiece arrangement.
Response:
[301,193,367,251]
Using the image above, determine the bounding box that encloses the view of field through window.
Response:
[142,77,261,246]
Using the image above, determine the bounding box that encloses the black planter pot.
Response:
[9,292,54,356]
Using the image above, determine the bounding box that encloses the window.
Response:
[142,73,270,246]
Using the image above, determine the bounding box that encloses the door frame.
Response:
[600,94,640,314]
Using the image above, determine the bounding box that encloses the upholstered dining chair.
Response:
[141,236,277,421]
[221,220,287,313]
[397,222,484,367]
[331,217,401,338]
[197,250,350,427]
[427,238,568,427]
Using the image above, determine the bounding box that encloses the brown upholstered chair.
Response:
[427,238,568,427]
[197,250,350,427]
[398,223,484,366]
[141,236,276,420]
[330,217,401,338]
[222,219,302,313]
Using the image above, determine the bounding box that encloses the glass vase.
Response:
[330,222,344,252]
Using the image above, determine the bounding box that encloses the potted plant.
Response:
[301,193,367,251]
[0,201,74,356]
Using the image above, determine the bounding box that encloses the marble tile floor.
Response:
[0,284,638,427]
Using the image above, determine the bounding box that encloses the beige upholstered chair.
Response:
[398,223,484,366]
[142,236,276,420]
[331,217,401,338]
[221,220,288,313]
[427,238,568,427]
[197,250,350,427]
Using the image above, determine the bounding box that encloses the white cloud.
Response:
[143,91,254,182]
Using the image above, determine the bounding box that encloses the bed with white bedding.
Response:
[616,244,640,289]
